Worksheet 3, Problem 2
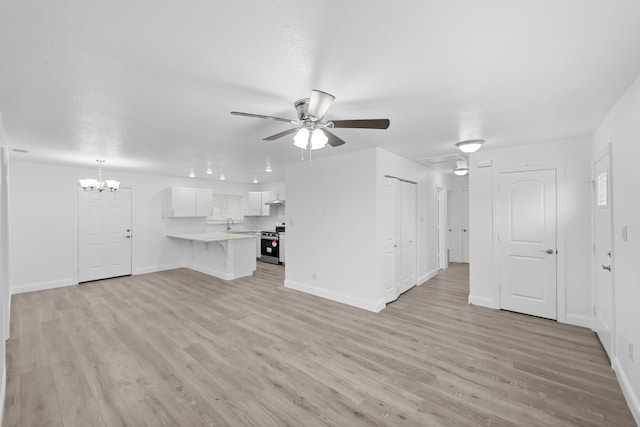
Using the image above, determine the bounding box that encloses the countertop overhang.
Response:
[167,232,257,243]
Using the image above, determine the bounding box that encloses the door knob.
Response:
[542,249,554,254]
[125,235,132,239]
[601,265,611,271]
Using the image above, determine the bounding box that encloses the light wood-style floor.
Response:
[3,263,635,426]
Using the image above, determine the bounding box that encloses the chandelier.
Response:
[79,160,120,192]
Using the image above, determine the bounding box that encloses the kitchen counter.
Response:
[167,231,256,242]
[167,232,257,280]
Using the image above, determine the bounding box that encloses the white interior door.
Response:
[79,188,132,282]
[437,187,447,269]
[447,190,455,264]
[593,151,614,360]
[461,190,469,263]
[383,177,401,302]
[498,169,557,320]
[399,181,416,294]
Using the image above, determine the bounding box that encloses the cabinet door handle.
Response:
[601,265,611,271]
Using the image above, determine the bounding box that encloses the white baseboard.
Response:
[284,279,386,313]
[134,263,184,275]
[468,294,498,309]
[613,357,640,426]
[11,278,76,295]
[564,313,592,329]
[417,269,439,286]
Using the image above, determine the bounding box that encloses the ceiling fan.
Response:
[231,89,390,150]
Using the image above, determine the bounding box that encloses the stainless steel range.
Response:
[259,223,285,264]
[260,231,280,264]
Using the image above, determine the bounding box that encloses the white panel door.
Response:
[437,187,446,269]
[593,152,614,359]
[462,190,469,263]
[383,177,401,302]
[79,188,132,282]
[447,190,456,263]
[398,181,416,294]
[498,169,557,320]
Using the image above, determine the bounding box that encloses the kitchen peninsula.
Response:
[167,232,257,280]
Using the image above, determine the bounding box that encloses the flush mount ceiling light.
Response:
[293,127,328,150]
[188,169,196,178]
[454,167,469,176]
[456,139,485,154]
[219,173,226,180]
[206,167,213,175]
[79,160,120,192]
[265,163,272,173]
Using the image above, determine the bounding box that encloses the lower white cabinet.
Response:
[256,232,261,259]
[279,232,285,264]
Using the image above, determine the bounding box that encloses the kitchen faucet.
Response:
[226,217,235,231]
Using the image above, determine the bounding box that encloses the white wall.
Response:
[592,74,640,424]
[8,160,255,293]
[0,145,9,423]
[284,149,382,311]
[284,147,450,312]
[468,137,592,327]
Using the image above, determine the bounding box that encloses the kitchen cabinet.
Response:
[196,189,213,217]
[166,187,213,217]
[246,191,271,216]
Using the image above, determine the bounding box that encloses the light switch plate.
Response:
[622,225,628,241]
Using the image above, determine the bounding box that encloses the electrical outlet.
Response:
[312,272,317,280]
[629,342,634,362]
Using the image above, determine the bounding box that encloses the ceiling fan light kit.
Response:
[456,139,485,154]
[293,128,328,150]
[231,89,390,160]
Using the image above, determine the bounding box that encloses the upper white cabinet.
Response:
[196,189,213,217]
[246,191,271,216]
[166,187,213,217]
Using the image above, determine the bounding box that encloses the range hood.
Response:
[265,194,285,206]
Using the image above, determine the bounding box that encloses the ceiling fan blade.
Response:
[231,111,295,123]
[307,90,335,120]
[263,128,299,141]
[331,119,390,129]
[324,130,346,147]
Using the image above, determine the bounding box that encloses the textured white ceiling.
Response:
[1,1,640,182]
